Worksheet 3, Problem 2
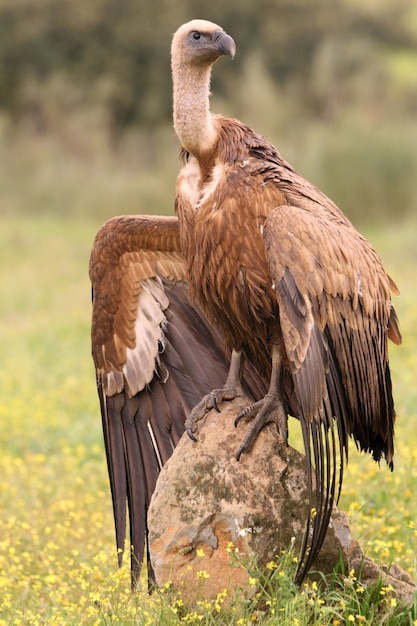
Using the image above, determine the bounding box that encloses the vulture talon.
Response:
[185,351,246,440]
[235,443,245,463]
[234,401,261,428]
[212,396,221,413]
[185,381,244,441]
[234,414,242,428]
[234,346,289,456]
[235,394,289,458]
[187,428,198,442]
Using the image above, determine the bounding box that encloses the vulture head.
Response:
[171,20,236,157]
[171,19,235,68]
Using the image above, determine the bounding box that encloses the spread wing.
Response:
[89,214,267,586]
[263,203,401,582]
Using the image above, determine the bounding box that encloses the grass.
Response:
[0,121,416,623]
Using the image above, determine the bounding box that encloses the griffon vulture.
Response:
[90,19,401,587]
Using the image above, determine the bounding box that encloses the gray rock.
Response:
[148,397,416,606]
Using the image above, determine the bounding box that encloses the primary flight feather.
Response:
[90,19,401,587]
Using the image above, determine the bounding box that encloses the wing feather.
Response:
[263,203,399,580]
[90,214,268,587]
[264,204,399,447]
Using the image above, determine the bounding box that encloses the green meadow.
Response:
[1,123,416,624]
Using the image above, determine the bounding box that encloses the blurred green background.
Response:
[0,0,417,223]
[0,1,416,621]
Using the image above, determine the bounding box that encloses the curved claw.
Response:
[234,412,244,428]
[186,428,198,442]
[234,394,289,459]
[234,401,259,428]
[235,443,245,462]
[212,396,221,413]
[235,421,258,461]
[185,382,244,443]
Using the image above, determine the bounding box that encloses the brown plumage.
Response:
[90,214,268,585]
[90,20,401,587]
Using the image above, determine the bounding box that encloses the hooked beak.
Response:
[213,29,236,60]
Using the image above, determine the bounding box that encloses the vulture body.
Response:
[90,20,401,587]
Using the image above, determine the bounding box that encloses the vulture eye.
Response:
[190,31,201,42]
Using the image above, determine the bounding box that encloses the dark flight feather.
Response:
[90,215,268,586]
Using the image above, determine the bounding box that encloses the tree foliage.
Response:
[0,0,416,131]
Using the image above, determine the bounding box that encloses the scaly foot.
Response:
[185,349,245,441]
[234,343,288,460]
[234,392,289,461]
[185,382,245,441]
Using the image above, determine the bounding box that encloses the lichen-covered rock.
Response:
[148,398,416,606]
[148,398,318,603]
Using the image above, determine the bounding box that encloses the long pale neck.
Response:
[172,62,217,158]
